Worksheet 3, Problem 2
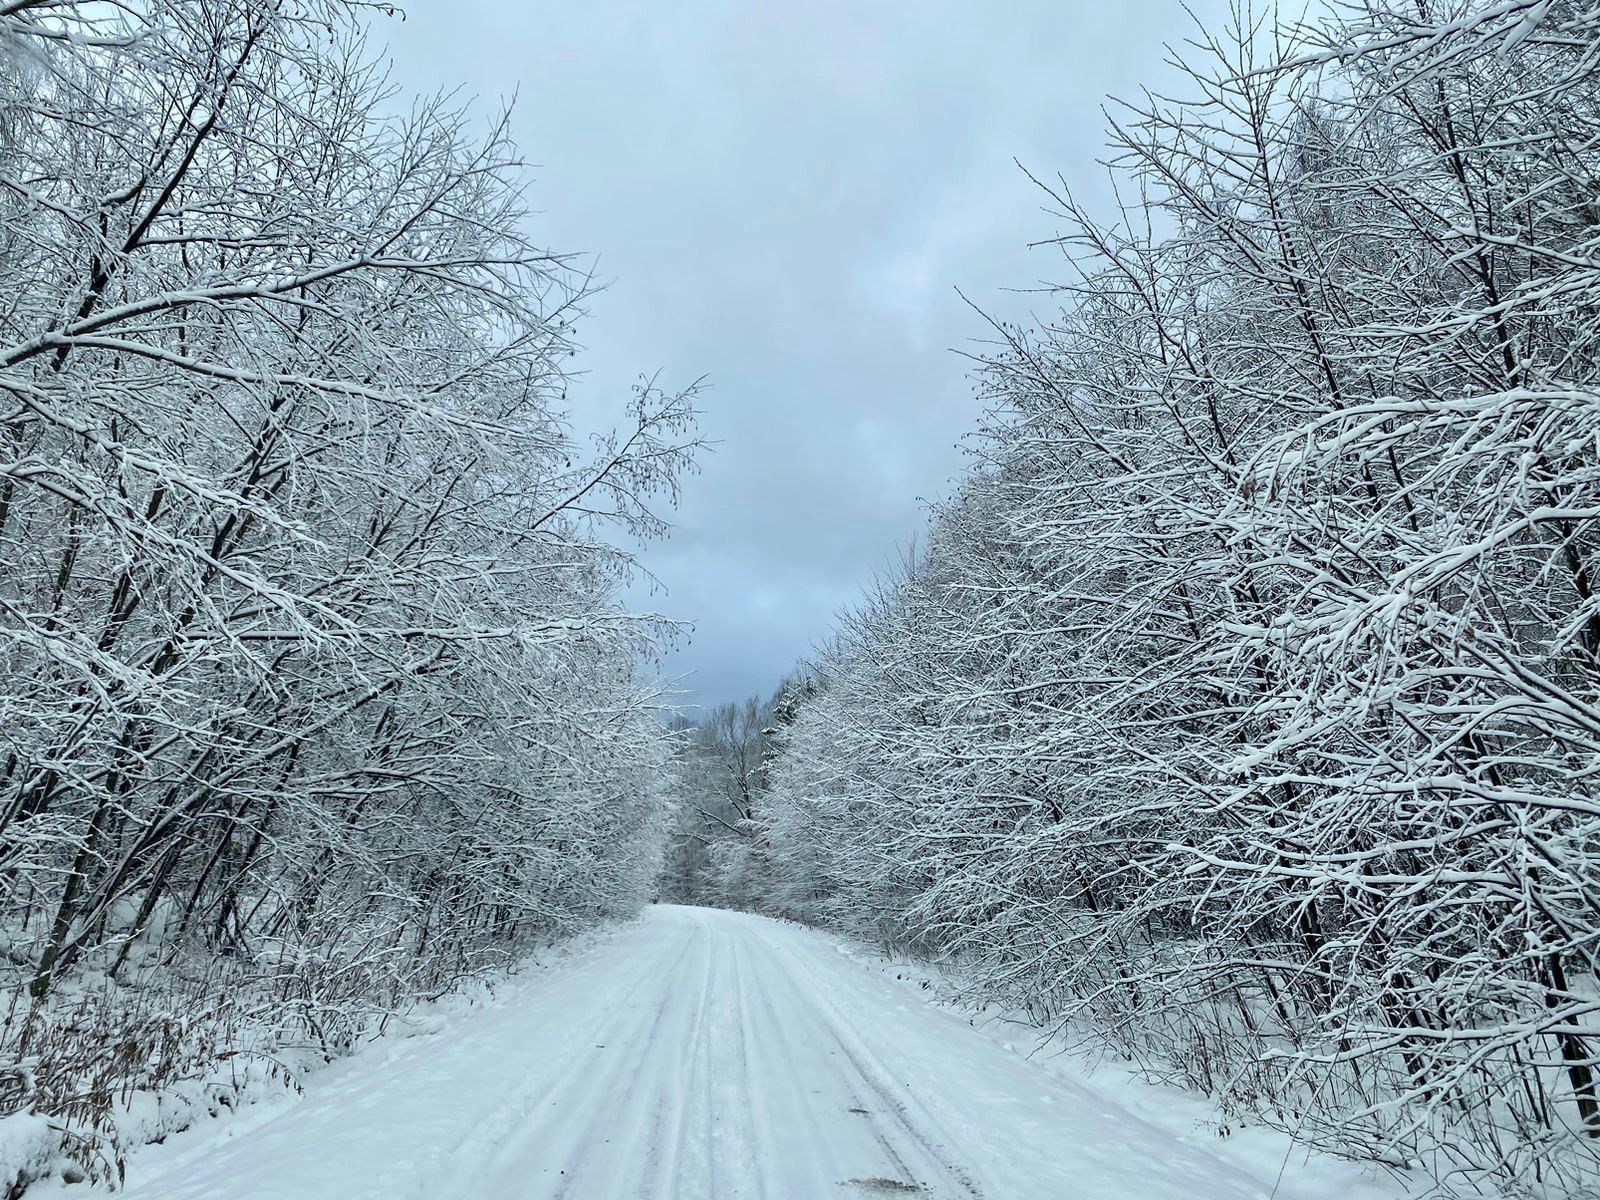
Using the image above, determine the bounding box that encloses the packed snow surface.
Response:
[99,905,1404,1199]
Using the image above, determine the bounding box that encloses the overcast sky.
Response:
[379,1,1225,712]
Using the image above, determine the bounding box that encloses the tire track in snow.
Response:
[543,928,710,1199]
[725,928,778,1200]
[435,922,699,1193]
[640,909,719,1198]
[737,931,841,1196]
[737,925,982,1199]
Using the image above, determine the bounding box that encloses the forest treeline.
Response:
[668,3,1600,1195]
[0,0,695,1187]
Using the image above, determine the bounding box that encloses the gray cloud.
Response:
[380,0,1228,710]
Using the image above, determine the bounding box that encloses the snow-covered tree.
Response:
[0,0,697,1185]
[751,3,1600,1194]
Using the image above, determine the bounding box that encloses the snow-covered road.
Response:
[110,906,1388,1199]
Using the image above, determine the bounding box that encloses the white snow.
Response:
[57,906,1419,1200]
[0,1111,60,1197]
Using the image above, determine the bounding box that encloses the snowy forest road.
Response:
[116,906,1308,1200]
